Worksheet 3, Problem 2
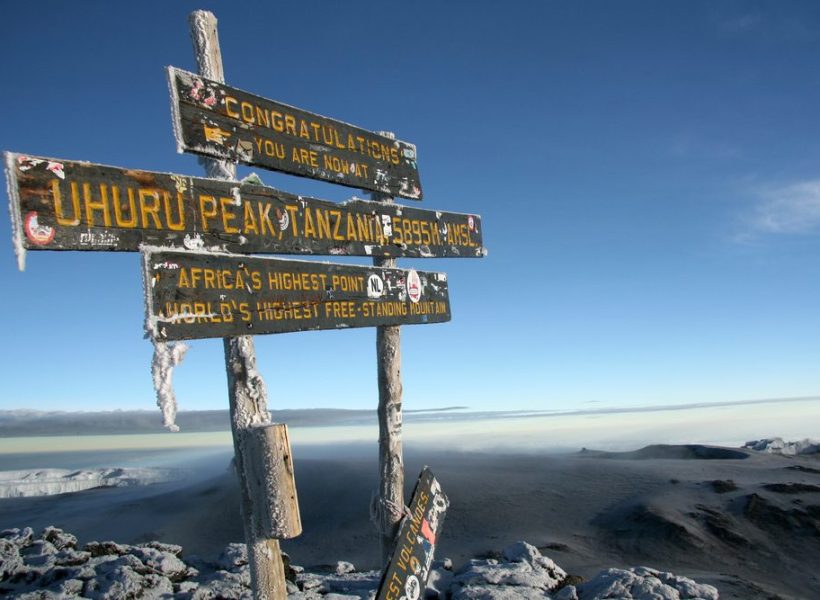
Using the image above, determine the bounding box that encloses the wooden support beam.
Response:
[188,10,287,600]
[372,132,405,566]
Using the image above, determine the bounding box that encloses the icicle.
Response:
[151,340,189,432]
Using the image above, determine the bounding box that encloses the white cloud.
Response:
[747,180,820,235]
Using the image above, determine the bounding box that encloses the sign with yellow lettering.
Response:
[5,153,485,267]
[376,468,448,600]
[142,248,451,341]
[168,67,423,200]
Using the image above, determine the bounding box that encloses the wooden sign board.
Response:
[4,153,485,269]
[142,248,450,341]
[376,468,449,600]
[168,67,423,200]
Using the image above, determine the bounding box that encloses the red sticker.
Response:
[23,212,55,246]
[421,518,436,545]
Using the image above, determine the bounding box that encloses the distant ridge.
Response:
[1,395,816,438]
[0,407,469,437]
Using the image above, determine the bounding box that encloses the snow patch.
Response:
[743,437,820,455]
[0,468,177,498]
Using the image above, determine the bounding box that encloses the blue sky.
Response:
[2,1,820,414]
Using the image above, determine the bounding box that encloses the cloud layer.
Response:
[746,179,820,236]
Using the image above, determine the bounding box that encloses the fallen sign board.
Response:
[168,67,423,200]
[376,468,449,600]
[142,248,451,341]
[4,153,485,270]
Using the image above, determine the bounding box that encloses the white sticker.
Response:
[381,215,393,238]
[367,273,385,298]
[277,208,290,231]
[406,270,422,303]
[405,575,420,600]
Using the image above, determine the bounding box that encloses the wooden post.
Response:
[246,423,302,539]
[371,132,405,566]
[188,11,287,600]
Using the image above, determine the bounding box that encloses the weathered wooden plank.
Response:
[245,423,302,540]
[5,153,484,266]
[168,67,423,200]
[142,248,451,341]
[375,468,449,600]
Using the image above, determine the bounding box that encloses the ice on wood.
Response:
[151,340,189,432]
[5,152,26,271]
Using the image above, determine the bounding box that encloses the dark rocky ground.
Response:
[0,526,719,599]
[2,444,819,599]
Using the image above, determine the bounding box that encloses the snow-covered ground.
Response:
[0,527,719,600]
[0,468,178,498]
[743,437,820,456]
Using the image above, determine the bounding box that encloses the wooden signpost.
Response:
[142,248,451,340]
[4,9,483,600]
[376,468,449,600]
[5,153,484,265]
[168,66,423,199]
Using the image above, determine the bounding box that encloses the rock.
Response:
[282,551,299,583]
[436,557,454,571]
[763,482,820,494]
[131,545,188,579]
[192,570,252,599]
[335,560,356,575]
[143,572,175,596]
[219,542,248,570]
[42,527,77,550]
[554,585,578,600]
[86,565,147,599]
[501,542,567,584]
[178,580,199,593]
[452,584,550,599]
[501,541,542,565]
[426,563,454,599]
[14,591,63,600]
[2,527,35,546]
[300,573,325,591]
[53,549,91,567]
[452,544,567,596]
[54,577,85,596]
[84,540,130,557]
[576,566,719,600]
[453,559,561,591]
[21,539,56,559]
[709,479,738,494]
[139,540,184,557]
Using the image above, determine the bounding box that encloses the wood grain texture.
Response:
[371,174,406,566]
[245,423,302,539]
